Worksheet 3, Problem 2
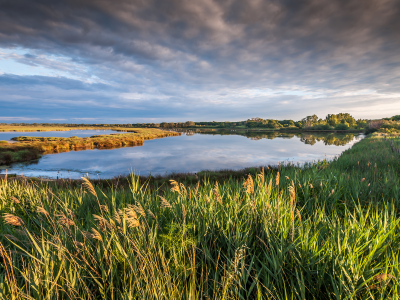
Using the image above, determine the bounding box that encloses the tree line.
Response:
[1,113,373,130]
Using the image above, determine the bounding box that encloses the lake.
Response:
[0,130,363,179]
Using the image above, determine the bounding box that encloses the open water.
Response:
[0,130,363,179]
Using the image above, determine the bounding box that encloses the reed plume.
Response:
[57,213,75,227]
[213,182,223,204]
[81,177,97,197]
[170,180,180,194]
[11,196,20,204]
[275,172,280,186]
[3,214,24,226]
[37,206,50,217]
[244,175,254,194]
[159,196,172,209]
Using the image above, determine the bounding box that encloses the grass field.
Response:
[0,132,399,299]
[0,128,180,166]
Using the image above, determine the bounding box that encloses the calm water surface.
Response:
[1,131,363,179]
[0,130,117,141]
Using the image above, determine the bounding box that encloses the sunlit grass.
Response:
[0,134,399,299]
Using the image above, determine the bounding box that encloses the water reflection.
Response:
[170,129,360,146]
[1,131,362,179]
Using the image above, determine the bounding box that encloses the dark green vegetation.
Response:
[0,129,179,165]
[133,112,367,130]
[2,112,367,131]
[1,132,399,299]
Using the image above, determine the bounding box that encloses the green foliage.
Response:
[1,135,400,299]
[335,123,349,130]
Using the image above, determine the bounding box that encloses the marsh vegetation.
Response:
[0,132,399,299]
[0,128,179,166]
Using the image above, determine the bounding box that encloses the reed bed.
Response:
[0,128,180,165]
[0,134,399,299]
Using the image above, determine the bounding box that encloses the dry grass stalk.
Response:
[100,205,109,212]
[180,183,188,197]
[257,167,265,184]
[159,196,172,209]
[276,172,280,186]
[194,181,200,197]
[81,177,97,197]
[90,228,103,241]
[132,203,145,217]
[244,175,254,194]
[74,241,86,251]
[57,213,75,227]
[11,196,20,204]
[213,182,223,204]
[121,207,140,228]
[114,212,121,225]
[93,214,111,230]
[37,206,50,218]
[3,213,24,226]
[147,210,156,220]
[170,180,181,194]
[296,209,302,222]
[288,184,296,241]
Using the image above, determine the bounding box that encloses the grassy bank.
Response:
[1,133,400,299]
[0,128,180,165]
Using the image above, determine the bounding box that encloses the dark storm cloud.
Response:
[1,0,400,121]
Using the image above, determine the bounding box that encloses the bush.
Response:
[335,123,349,130]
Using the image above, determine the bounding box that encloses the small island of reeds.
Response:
[0,128,180,166]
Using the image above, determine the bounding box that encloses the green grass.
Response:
[0,133,399,299]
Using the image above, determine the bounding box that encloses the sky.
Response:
[0,0,400,123]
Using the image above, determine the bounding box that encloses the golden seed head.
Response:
[147,210,156,220]
[169,180,180,194]
[90,228,103,241]
[159,196,172,209]
[81,177,97,197]
[243,175,254,194]
[37,207,50,217]
[56,213,75,227]
[3,214,24,226]
[11,197,20,204]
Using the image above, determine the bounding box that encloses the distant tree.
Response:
[301,115,318,128]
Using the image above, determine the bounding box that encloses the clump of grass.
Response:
[0,133,399,299]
